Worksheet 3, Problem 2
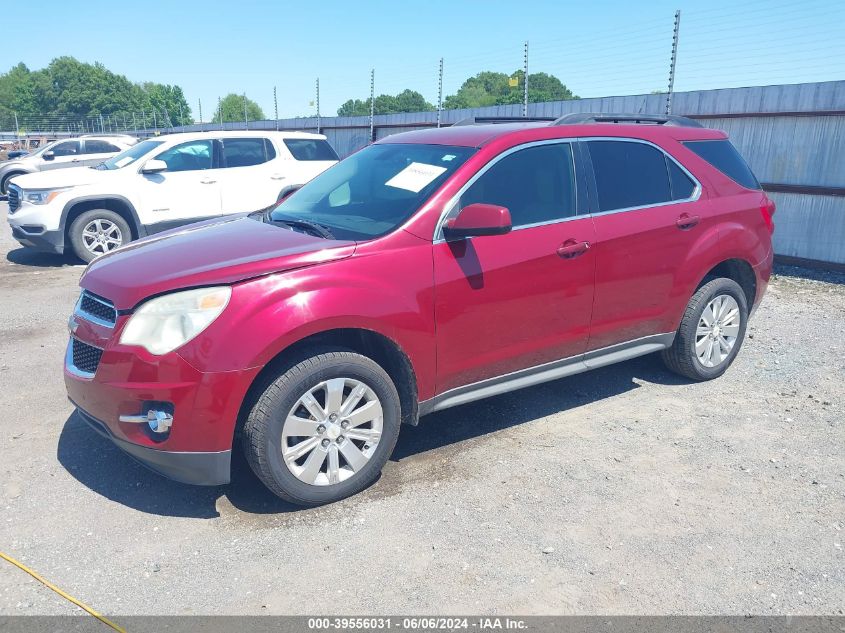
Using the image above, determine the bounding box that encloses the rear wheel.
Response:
[68,209,131,263]
[243,349,401,505]
[662,277,749,381]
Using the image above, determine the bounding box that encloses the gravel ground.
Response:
[0,201,843,616]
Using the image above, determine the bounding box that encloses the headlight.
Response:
[23,187,72,205]
[119,287,231,355]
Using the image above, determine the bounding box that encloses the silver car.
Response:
[0,135,137,194]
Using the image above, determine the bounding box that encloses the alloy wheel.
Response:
[81,218,123,256]
[281,377,383,486]
[695,294,741,368]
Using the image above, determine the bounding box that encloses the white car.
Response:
[7,131,338,262]
[0,135,137,194]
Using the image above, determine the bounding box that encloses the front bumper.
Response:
[10,225,64,254]
[74,404,231,485]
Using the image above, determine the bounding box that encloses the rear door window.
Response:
[588,140,671,212]
[667,158,696,200]
[84,140,121,154]
[460,142,577,227]
[684,139,760,190]
[221,138,271,168]
[284,139,339,161]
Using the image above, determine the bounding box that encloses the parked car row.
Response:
[58,113,774,505]
[5,131,338,261]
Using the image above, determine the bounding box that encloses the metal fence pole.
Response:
[437,58,444,128]
[14,111,19,137]
[274,86,279,131]
[369,69,375,142]
[243,93,249,130]
[218,96,223,129]
[198,99,203,131]
[316,78,321,134]
[523,41,529,117]
[666,9,681,115]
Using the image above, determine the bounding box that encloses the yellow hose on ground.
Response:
[0,550,125,632]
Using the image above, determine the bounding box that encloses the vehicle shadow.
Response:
[56,354,685,519]
[6,247,82,268]
[773,263,845,285]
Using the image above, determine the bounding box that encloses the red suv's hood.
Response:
[80,215,356,310]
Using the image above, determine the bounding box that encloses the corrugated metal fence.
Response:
[176,81,845,266]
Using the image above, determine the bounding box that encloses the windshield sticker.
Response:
[114,156,134,167]
[385,162,448,193]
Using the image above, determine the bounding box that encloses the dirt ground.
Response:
[0,201,843,616]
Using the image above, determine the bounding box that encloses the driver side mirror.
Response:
[42,150,55,161]
[442,203,512,240]
[141,159,168,174]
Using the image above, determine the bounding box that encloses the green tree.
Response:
[444,70,577,109]
[337,90,434,116]
[141,82,192,125]
[214,93,265,123]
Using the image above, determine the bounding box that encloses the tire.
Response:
[661,277,749,381]
[68,209,132,263]
[1,171,26,194]
[243,349,402,506]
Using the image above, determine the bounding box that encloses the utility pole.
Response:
[274,86,279,131]
[437,58,444,128]
[666,9,681,115]
[316,78,321,134]
[369,69,375,143]
[523,41,529,117]
[243,93,249,130]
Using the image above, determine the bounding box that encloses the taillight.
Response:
[760,197,776,233]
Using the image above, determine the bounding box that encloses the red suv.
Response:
[65,113,774,505]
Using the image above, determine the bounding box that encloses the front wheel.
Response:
[661,277,749,381]
[68,209,131,263]
[242,349,402,505]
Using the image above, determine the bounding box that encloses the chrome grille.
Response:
[77,291,116,327]
[71,338,103,375]
[7,185,20,214]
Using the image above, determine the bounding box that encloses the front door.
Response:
[433,141,596,394]
[137,139,222,230]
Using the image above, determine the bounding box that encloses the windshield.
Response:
[95,139,164,170]
[270,143,475,240]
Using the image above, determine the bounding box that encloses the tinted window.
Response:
[96,140,163,171]
[667,158,696,199]
[272,144,474,240]
[222,138,270,168]
[84,140,121,154]
[684,140,760,190]
[51,141,80,157]
[589,140,671,212]
[155,140,213,172]
[460,143,576,226]
[284,139,339,161]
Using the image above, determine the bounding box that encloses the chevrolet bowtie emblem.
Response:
[68,315,79,335]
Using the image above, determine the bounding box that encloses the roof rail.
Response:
[452,116,557,127]
[551,112,702,128]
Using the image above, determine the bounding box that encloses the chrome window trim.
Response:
[582,136,702,217]
[65,337,98,380]
[74,291,117,329]
[433,139,579,243]
[432,136,702,241]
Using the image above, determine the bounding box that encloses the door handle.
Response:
[200,178,216,184]
[676,214,700,230]
[557,240,590,259]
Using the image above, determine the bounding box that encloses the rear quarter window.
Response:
[284,139,339,161]
[684,139,760,190]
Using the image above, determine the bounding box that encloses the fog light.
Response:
[119,409,173,434]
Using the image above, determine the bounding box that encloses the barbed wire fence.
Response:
[2,0,842,140]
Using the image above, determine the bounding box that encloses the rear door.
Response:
[433,141,596,393]
[79,139,123,167]
[584,138,711,350]
[217,137,281,213]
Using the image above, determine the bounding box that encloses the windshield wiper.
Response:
[269,215,335,239]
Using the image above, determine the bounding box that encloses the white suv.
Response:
[0,135,137,194]
[6,131,338,262]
